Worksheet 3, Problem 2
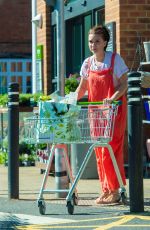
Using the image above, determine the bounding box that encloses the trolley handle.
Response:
[77,100,122,106]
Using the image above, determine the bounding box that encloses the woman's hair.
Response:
[89,25,110,50]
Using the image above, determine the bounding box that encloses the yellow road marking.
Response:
[16,216,124,229]
[94,216,135,230]
[17,226,102,229]
[76,215,124,222]
[16,214,150,230]
[117,225,150,227]
[138,215,150,220]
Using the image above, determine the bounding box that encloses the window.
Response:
[84,14,92,58]
[26,76,32,93]
[51,0,105,90]
[0,59,32,94]
[65,8,105,77]
[0,75,7,94]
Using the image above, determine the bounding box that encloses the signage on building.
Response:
[36,45,43,92]
[106,22,116,52]
[36,45,43,60]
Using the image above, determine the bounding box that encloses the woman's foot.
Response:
[103,191,121,204]
[95,192,110,204]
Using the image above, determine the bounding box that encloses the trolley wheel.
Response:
[72,193,78,206]
[67,201,74,215]
[121,192,128,205]
[38,200,46,215]
[40,169,45,174]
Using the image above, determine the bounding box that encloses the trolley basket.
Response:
[24,101,127,215]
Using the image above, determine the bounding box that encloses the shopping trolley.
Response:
[24,101,127,215]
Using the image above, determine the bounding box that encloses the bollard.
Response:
[127,72,144,212]
[8,83,19,199]
[55,148,69,198]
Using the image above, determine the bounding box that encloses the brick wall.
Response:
[37,0,51,95]
[105,0,150,71]
[0,0,31,56]
[105,0,150,163]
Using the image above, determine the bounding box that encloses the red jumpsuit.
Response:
[87,53,127,192]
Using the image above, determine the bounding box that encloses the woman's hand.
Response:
[76,77,88,100]
[103,74,127,104]
[103,98,113,104]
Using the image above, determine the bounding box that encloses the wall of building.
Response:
[38,0,150,91]
[105,0,150,163]
[105,0,150,71]
[0,0,31,56]
[37,0,51,94]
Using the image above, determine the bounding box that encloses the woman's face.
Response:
[88,33,107,54]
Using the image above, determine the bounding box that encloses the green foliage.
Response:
[19,154,26,163]
[65,73,80,94]
[0,94,8,107]
[19,141,36,155]
[0,151,8,164]
[39,95,52,101]
[0,93,43,107]
[37,143,47,149]
[19,93,43,106]
[19,153,37,165]
[32,93,43,102]
[27,154,37,162]
[19,94,32,106]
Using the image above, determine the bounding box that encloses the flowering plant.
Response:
[65,73,80,95]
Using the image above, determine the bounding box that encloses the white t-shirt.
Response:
[80,51,129,87]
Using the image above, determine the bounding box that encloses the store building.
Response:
[36,0,150,168]
[0,0,32,94]
[37,0,150,94]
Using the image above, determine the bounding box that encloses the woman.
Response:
[76,25,128,204]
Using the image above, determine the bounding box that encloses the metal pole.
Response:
[56,0,65,96]
[32,0,37,93]
[55,0,68,198]
[127,71,144,212]
[8,83,19,199]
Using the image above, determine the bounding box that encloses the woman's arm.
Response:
[76,77,88,100]
[104,73,127,104]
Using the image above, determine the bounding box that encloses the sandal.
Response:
[95,192,110,204]
[103,191,121,204]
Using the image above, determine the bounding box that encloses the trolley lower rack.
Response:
[24,103,127,215]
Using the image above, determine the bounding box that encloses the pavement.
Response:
[0,165,150,230]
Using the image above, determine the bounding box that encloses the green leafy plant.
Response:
[28,154,37,162]
[0,151,8,165]
[65,73,80,94]
[19,94,32,106]
[0,93,43,107]
[19,93,43,106]
[39,95,52,101]
[19,141,36,155]
[0,94,8,107]
[19,154,26,163]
